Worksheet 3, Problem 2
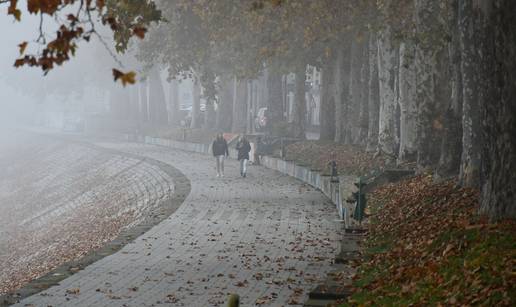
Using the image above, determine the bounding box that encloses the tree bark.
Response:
[148,67,168,126]
[437,0,463,178]
[478,0,516,220]
[377,27,398,158]
[319,61,336,141]
[334,44,352,143]
[367,34,380,152]
[216,77,233,132]
[293,63,307,139]
[333,49,344,143]
[139,77,149,123]
[204,98,216,129]
[190,79,201,129]
[358,36,370,146]
[267,69,284,131]
[458,0,482,187]
[168,79,180,125]
[232,77,248,133]
[415,0,442,169]
[349,37,368,145]
[398,41,418,162]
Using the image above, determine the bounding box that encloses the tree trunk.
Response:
[479,0,516,220]
[204,98,216,129]
[358,36,370,146]
[232,77,247,133]
[333,49,344,143]
[437,0,463,178]
[148,67,168,126]
[377,27,398,159]
[216,77,233,132]
[129,84,139,124]
[458,0,482,187]
[367,34,380,152]
[398,41,418,163]
[139,78,149,123]
[168,79,180,125]
[319,61,336,141]
[267,69,284,131]
[293,63,307,139]
[349,37,368,145]
[415,0,440,169]
[190,79,201,129]
[334,44,352,143]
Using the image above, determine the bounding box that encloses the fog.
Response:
[0,1,514,306]
[0,11,124,129]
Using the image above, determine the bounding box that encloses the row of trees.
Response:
[132,0,515,220]
[3,0,514,220]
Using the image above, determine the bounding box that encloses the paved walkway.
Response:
[16,140,343,307]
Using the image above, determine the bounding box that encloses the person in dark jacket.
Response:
[236,136,251,177]
[212,133,229,177]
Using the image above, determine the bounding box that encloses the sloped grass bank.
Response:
[341,175,515,306]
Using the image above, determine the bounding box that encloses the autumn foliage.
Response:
[4,0,160,85]
[344,176,515,306]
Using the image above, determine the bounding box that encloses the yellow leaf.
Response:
[113,69,136,86]
[18,42,28,55]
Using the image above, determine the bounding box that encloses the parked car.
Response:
[254,107,268,131]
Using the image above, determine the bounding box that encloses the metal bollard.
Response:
[227,293,240,307]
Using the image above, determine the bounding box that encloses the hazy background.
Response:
[0,11,118,128]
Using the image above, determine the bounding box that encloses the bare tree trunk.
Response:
[367,34,380,152]
[216,77,233,132]
[458,0,482,187]
[398,41,418,162]
[232,77,247,133]
[168,79,180,125]
[204,98,216,129]
[319,61,335,141]
[437,0,463,178]
[267,70,284,132]
[377,27,398,159]
[478,0,516,220]
[139,78,149,123]
[129,84,139,124]
[333,49,344,143]
[293,63,307,139]
[334,44,352,143]
[190,79,201,129]
[415,0,440,169]
[349,38,367,145]
[148,68,168,126]
[358,36,370,146]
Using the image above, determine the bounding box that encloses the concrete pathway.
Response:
[17,140,343,307]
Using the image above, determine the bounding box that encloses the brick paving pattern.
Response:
[0,132,173,294]
[16,140,343,307]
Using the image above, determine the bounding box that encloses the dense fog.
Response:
[0,1,514,306]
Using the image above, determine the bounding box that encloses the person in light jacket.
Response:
[236,136,251,178]
[212,133,229,177]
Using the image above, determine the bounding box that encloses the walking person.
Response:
[212,133,229,177]
[236,136,251,178]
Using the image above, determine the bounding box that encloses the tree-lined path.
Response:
[16,139,343,307]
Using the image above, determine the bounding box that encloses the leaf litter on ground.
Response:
[336,175,515,306]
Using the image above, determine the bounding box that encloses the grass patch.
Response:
[339,176,515,306]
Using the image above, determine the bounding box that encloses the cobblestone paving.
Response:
[16,140,344,307]
[0,133,174,294]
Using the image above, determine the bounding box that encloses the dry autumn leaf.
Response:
[112,69,136,86]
